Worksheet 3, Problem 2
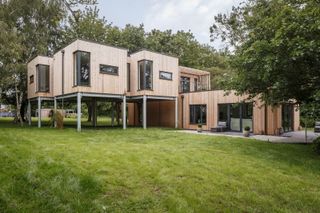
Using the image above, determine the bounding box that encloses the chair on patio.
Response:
[315,121,320,133]
[211,121,228,132]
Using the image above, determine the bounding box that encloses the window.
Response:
[194,78,198,91]
[100,64,118,75]
[218,104,228,122]
[180,76,190,92]
[74,51,90,86]
[159,71,172,80]
[242,103,253,119]
[29,75,34,84]
[127,63,131,92]
[190,105,207,124]
[36,64,49,92]
[138,60,153,90]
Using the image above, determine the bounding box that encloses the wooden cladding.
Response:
[179,90,300,135]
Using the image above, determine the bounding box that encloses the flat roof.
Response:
[179,66,210,75]
[28,38,129,64]
[130,49,179,59]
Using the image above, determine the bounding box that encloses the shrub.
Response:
[244,126,250,131]
[312,137,320,155]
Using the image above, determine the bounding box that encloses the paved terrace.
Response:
[179,130,319,144]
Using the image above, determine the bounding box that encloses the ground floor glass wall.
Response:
[218,103,253,132]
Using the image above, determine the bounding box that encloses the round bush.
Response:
[312,137,320,155]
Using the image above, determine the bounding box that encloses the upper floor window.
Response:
[100,64,118,75]
[29,75,34,84]
[159,71,172,80]
[36,64,49,92]
[180,76,190,92]
[74,51,90,86]
[138,60,153,90]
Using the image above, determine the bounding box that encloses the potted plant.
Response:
[243,126,250,137]
[197,120,202,133]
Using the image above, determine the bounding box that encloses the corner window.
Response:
[100,64,118,75]
[138,60,153,90]
[159,71,172,80]
[180,76,190,92]
[74,51,90,86]
[190,105,207,124]
[36,64,49,92]
[29,75,34,84]
[127,63,131,92]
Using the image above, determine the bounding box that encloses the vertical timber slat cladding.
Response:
[28,39,129,98]
[129,50,179,97]
[179,90,295,135]
[27,39,300,135]
[27,56,54,99]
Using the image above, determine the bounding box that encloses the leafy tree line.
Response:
[0,0,228,125]
[211,0,320,106]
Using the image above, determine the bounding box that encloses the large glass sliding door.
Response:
[242,103,253,131]
[218,103,253,132]
[230,104,241,131]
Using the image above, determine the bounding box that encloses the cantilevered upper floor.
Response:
[27,39,185,99]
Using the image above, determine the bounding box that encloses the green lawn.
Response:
[0,118,320,212]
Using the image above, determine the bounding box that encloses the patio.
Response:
[179,130,319,144]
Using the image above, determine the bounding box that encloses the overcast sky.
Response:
[97,0,243,49]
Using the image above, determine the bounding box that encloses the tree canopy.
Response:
[211,0,320,104]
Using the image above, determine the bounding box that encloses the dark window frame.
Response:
[180,76,190,92]
[217,102,254,132]
[138,59,153,90]
[159,71,173,81]
[127,63,131,92]
[29,75,34,84]
[189,104,207,125]
[73,50,91,87]
[99,64,119,75]
[36,64,49,92]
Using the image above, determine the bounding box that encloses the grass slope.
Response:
[0,118,320,212]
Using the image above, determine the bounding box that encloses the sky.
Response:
[97,0,243,49]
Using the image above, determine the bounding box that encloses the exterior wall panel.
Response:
[27,56,53,99]
[179,90,292,135]
[129,50,179,97]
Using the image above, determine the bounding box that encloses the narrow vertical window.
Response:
[138,60,153,90]
[29,75,34,84]
[127,63,131,92]
[74,51,90,86]
[36,64,49,92]
[194,78,198,91]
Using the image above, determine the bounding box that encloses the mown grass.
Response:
[0,118,320,212]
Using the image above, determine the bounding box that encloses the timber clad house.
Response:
[27,39,300,135]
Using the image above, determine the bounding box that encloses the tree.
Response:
[62,6,109,45]
[118,24,146,53]
[300,91,320,143]
[210,0,320,104]
[0,0,96,125]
